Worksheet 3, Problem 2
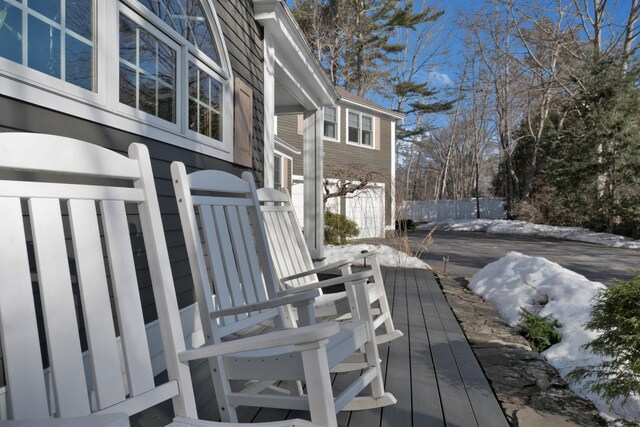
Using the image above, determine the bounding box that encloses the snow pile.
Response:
[418,219,640,250]
[470,252,640,421]
[324,244,431,270]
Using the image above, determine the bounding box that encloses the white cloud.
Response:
[428,71,454,87]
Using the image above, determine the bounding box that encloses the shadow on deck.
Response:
[133,268,508,427]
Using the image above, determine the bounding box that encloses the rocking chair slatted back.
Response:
[0,133,194,421]
[172,165,285,341]
[259,188,317,290]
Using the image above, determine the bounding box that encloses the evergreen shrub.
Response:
[324,211,360,245]
[518,308,562,352]
[569,272,640,406]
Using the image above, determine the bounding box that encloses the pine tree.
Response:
[292,0,447,104]
[526,57,640,236]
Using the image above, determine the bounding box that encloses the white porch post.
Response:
[390,120,396,233]
[303,108,324,260]
[263,32,276,188]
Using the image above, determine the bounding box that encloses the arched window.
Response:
[0,0,233,158]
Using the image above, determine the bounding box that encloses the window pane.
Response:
[199,69,210,106]
[157,41,175,87]
[0,2,23,64]
[158,83,175,122]
[139,0,220,64]
[119,13,176,123]
[189,61,222,140]
[189,98,198,132]
[348,127,359,143]
[28,16,61,79]
[348,112,359,128]
[324,106,336,123]
[274,155,282,189]
[29,0,61,23]
[188,63,198,99]
[139,74,156,116]
[119,62,136,109]
[66,0,92,39]
[362,130,372,146]
[139,32,158,75]
[119,14,137,64]
[65,35,93,90]
[362,115,372,131]
[210,111,220,140]
[324,122,336,139]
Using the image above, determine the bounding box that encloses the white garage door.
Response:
[291,178,386,239]
[344,184,385,239]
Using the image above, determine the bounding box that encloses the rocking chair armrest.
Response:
[178,322,340,362]
[209,289,320,319]
[278,270,374,297]
[280,250,380,282]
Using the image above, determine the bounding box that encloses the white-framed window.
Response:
[347,110,374,148]
[323,105,339,141]
[0,0,96,91]
[273,151,293,190]
[0,0,234,160]
[274,153,282,189]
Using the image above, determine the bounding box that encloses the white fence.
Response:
[400,198,506,222]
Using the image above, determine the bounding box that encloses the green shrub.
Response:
[568,271,640,406]
[324,211,359,245]
[518,308,562,352]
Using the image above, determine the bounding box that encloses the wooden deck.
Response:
[133,268,508,426]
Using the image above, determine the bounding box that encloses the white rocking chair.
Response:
[0,133,341,427]
[171,164,396,426]
[257,188,402,344]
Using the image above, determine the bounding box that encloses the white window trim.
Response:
[345,108,375,149]
[273,149,293,189]
[323,105,340,142]
[0,0,235,161]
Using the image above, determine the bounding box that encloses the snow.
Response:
[470,252,640,422]
[418,219,640,250]
[323,243,432,270]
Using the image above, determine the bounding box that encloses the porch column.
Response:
[390,120,396,234]
[262,31,276,188]
[303,108,324,260]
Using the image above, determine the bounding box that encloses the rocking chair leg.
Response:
[208,358,239,422]
[298,341,338,427]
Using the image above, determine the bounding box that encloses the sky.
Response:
[287,0,638,130]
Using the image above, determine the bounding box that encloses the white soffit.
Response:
[254,0,337,110]
[275,135,301,157]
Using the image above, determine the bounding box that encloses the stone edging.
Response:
[436,274,606,427]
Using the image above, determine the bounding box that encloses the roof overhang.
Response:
[338,97,406,122]
[254,0,337,113]
[274,135,301,157]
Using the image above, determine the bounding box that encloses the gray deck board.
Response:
[135,268,508,426]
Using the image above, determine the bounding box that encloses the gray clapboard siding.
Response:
[277,112,394,226]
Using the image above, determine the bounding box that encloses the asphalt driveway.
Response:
[407,229,639,286]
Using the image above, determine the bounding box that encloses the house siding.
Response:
[278,108,394,226]
[214,0,266,185]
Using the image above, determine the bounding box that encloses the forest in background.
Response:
[291,0,640,238]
